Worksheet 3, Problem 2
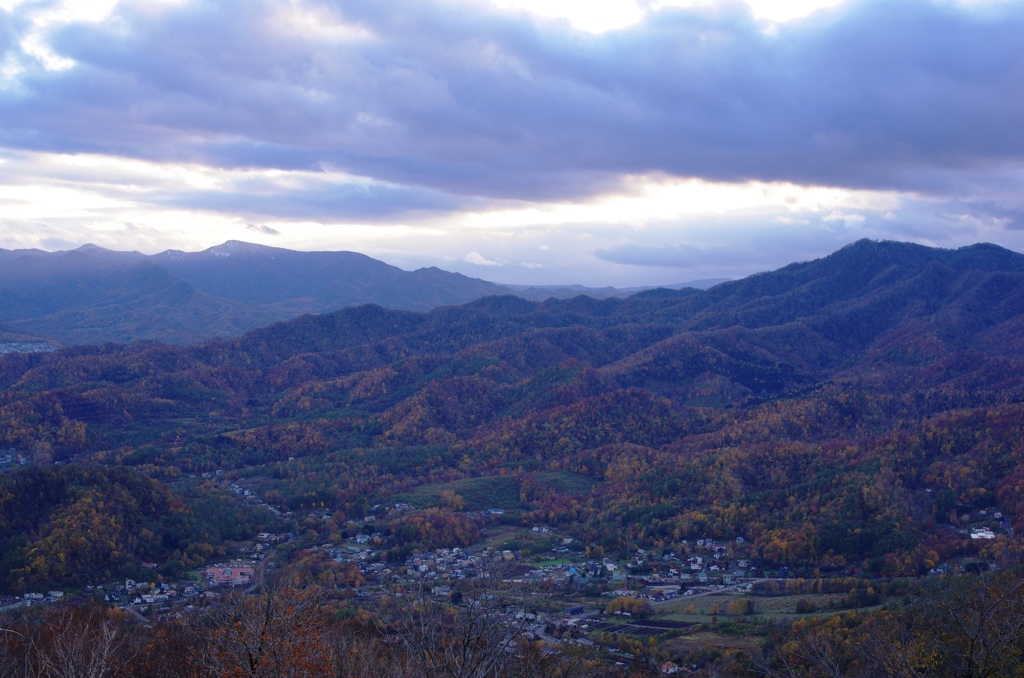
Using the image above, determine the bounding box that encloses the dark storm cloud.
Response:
[153,174,479,221]
[1,0,1023,214]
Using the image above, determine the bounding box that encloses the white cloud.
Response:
[1,0,1024,288]
[465,251,503,265]
[458,176,902,229]
[481,0,850,33]
[822,211,866,223]
[4,145,1024,288]
[509,0,643,32]
[247,224,281,235]
[0,0,122,76]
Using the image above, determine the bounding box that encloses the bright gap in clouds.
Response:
[486,0,848,32]
[458,176,901,229]
[653,0,848,23]
[0,0,119,73]
[0,148,922,285]
[488,0,644,32]
[4,148,1022,286]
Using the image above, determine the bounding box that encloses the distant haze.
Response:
[1,1,1023,285]
[0,240,728,345]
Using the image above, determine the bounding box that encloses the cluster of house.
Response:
[325,535,381,565]
[119,578,210,606]
[13,577,223,614]
[316,520,534,584]
[238,542,273,561]
[965,508,1007,540]
[21,590,64,604]
[317,523,759,601]
[0,342,54,357]
[522,561,606,586]
[622,540,753,584]
[257,532,284,542]
[0,449,28,472]
[403,547,511,580]
[228,482,287,517]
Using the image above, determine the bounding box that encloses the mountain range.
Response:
[4,238,1024,594]
[0,241,725,346]
[3,237,1024,678]
[3,238,1023,460]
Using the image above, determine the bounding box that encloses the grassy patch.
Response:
[662,631,761,654]
[400,470,598,511]
[529,557,575,567]
[402,475,521,510]
[658,592,874,625]
[477,525,523,549]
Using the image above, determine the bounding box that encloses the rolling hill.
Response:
[0,241,717,346]
[2,240,1024,585]
[0,242,512,345]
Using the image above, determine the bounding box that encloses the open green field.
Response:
[662,630,762,655]
[402,475,520,510]
[400,470,599,511]
[657,592,872,624]
[528,556,575,567]
[478,524,525,548]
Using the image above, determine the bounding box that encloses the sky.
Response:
[0,0,1023,286]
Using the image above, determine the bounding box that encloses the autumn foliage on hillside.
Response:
[4,240,1024,586]
[1,568,1022,677]
[0,466,273,590]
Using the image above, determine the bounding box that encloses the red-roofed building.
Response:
[204,566,255,587]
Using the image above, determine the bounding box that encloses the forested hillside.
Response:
[0,241,722,346]
[2,239,1024,587]
[0,241,510,344]
[0,466,272,590]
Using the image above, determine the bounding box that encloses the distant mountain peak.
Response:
[204,240,276,259]
[822,238,1024,273]
[70,243,138,257]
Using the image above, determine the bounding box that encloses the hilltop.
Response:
[0,241,720,345]
[2,239,1024,590]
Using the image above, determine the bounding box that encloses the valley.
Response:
[2,239,1024,674]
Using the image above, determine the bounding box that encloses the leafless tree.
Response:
[755,620,848,678]
[757,570,1024,678]
[856,572,1024,678]
[0,628,28,678]
[372,562,595,678]
[32,607,137,678]
[183,570,336,678]
[323,617,415,678]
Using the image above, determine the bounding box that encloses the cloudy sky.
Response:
[0,0,1022,286]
